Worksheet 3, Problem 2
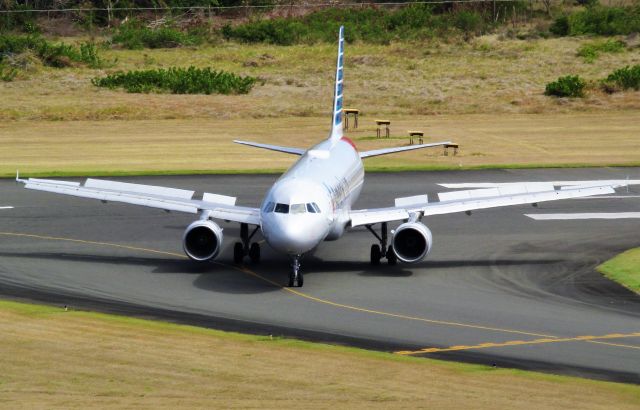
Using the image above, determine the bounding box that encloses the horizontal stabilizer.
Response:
[359,141,451,159]
[234,140,305,156]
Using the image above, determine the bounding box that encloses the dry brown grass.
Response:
[1,36,639,122]
[1,300,638,409]
[0,111,638,176]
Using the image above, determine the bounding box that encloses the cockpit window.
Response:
[263,202,275,213]
[311,202,321,213]
[290,203,306,214]
[306,203,316,213]
[274,203,289,213]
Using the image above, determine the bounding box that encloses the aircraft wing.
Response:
[17,176,260,225]
[233,140,305,156]
[349,183,616,227]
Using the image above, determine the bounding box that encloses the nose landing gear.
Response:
[288,255,303,287]
[234,223,261,264]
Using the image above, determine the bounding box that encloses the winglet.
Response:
[329,26,345,144]
[15,170,23,184]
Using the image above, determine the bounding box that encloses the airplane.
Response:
[16,26,623,287]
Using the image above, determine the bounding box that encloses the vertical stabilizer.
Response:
[329,26,345,143]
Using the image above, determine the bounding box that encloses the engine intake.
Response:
[182,220,223,262]
[392,222,433,263]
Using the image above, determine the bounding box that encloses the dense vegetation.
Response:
[111,20,205,49]
[0,34,102,68]
[91,66,257,94]
[602,65,640,92]
[545,64,640,97]
[221,3,527,44]
[544,75,586,98]
[576,39,626,63]
[550,5,640,36]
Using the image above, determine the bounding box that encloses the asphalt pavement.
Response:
[1,168,639,383]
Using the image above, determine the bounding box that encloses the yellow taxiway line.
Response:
[2,231,639,356]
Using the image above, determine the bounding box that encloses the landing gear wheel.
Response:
[233,242,244,264]
[386,246,397,266]
[289,256,303,287]
[249,243,261,264]
[370,244,381,265]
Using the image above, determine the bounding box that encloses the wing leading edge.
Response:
[17,176,260,225]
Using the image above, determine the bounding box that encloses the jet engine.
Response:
[182,220,223,262]
[392,222,433,263]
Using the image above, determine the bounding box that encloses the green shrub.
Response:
[452,11,484,36]
[222,4,504,45]
[0,64,18,82]
[92,66,257,95]
[0,34,102,68]
[577,39,626,63]
[552,6,640,36]
[602,65,640,92]
[545,75,587,97]
[112,21,204,49]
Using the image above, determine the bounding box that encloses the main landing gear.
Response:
[233,223,261,265]
[366,222,397,266]
[288,255,303,287]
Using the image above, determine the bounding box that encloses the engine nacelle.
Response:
[182,220,223,262]
[392,222,433,263]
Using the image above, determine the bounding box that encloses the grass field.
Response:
[1,37,639,123]
[1,35,638,176]
[598,248,640,294]
[1,111,638,177]
[1,299,639,408]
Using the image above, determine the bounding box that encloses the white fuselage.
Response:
[260,137,364,255]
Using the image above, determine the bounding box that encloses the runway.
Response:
[1,168,639,383]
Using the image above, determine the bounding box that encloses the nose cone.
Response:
[263,215,326,254]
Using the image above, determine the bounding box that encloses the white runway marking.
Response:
[525,212,640,220]
[0,206,14,210]
[576,195,640,199]
[439,180,640,189]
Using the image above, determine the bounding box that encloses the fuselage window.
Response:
[274,203,289,213]
[306,203,316,213]
[290,203,306,214]
[263,202,275,213]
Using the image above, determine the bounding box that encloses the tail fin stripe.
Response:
[329,26,345,143]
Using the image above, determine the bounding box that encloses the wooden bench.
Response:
[343,108,359,130]
[444,143,459,156]
[375,119,391,138]
[408,131,424,145]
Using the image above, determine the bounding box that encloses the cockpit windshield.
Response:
[267,202,321,214]
[274,203,289,213]
[290,203,306,214]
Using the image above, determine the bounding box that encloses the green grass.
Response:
[577,39,626,63]
[3,162,640,179]
[1,297,638,387]
[598,248,640,294]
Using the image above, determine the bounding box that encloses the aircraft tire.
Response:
[233,242,244,264]
[249,243,261,264]
[370,244,381,265]
[386,246,397,265]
